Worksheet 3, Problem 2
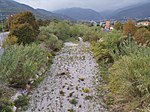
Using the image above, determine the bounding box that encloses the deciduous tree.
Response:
[134,28,150,45]
[123,20,137,37]
[9,12,39,44]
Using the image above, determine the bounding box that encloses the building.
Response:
[137,20,150,26]
[105,20,111,29]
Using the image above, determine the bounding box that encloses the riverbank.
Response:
[27,41,107,112]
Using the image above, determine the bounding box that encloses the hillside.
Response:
[0,0,71,20]
[111,2,150,19]
[36,9,74,20]
[53,7,103,21]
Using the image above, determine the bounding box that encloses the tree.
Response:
[37,19,51,26]
[10,23,36,44]
[9,12,39,44]
[123,20,137,37]
[114,22,123,31]
[134,28,150,45]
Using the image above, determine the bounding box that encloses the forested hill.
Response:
[0,0,72,20]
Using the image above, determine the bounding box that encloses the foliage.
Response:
[4,16,12,31]
[14,95,29,111]
[83,30,101,42]
[38,26,63,52]
[82,88,91,93]
[93,30,124,63]
[114,22,123,31]
[70,24,90,38]
[8,12,39,44]
[108,47,150,111]
[123,20,137,37]
[92,29,150,111]
[0,43,48,88]
[48,21,71,41]
[10,23,36,44]
[37,19,51,27]
[0,99,14,112]
[69,99,78,105]
[3,36,18,47]
[134,27,150,45]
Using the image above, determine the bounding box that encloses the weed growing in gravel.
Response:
[59,91,65,96]
[69,99,78,105]
[82,88,91,93]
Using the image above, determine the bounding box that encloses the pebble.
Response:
[27,42,107,112]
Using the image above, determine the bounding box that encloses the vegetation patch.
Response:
[82,88,91,93]
[84,95,93,100]
[14,95,29,111]
[59,90,65,96]
[69,99,78,105]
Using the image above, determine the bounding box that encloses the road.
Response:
[28,42,107,112]
[0,32,9,55]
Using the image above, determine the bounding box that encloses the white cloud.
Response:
[14,0,150,11]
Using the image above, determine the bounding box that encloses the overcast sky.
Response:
[14,0,150,11]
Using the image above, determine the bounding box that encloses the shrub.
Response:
[93,30,150,111]
[45,35,63,52]
[114,22,123,31]
[70,24,90,38]
[134,28,150,45]
[9,12,39,44]
[107,45,150,111]
[38,26,63,52]
[93,30,124,63]
[69,99,78,105]
[14,95,29,111]
[0,99,14,112]
[3,36,18,47]
[82,88,91,93]
[10,23,36,44]
[83,30,101,42]
[47,21,71,41]
[123,20,137,37]
[0,43,48,88]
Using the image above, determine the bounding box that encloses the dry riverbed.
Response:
[27,41,107,112]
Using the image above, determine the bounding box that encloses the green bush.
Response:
[0,43,48,88]
[46,21,71,41]
[93,30,124,63]
[38,26,63,52]
[14,95,29,111]
[0,99,14,112]
[98,40,150,111]
[108,51,150,111]
[70,24,90,38]
[93,30,150,111]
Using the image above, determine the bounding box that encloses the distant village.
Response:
[79,18,150,31]
[0,12,150,32]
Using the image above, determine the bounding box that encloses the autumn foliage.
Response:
[134,28,150,45]
[123,20,137,37]
[8,12,39,44]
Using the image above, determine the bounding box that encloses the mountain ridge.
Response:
[111,2,150,20]
[0,0,72,20]
[53,7,103,21]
